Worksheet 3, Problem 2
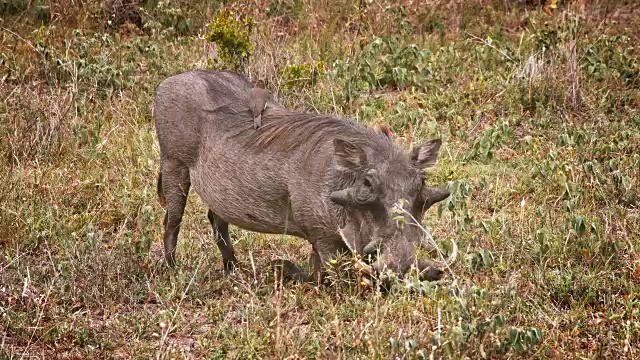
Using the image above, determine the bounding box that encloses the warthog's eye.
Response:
[329,172,381,207]
[354,175,380,205]
[362,172,379,192]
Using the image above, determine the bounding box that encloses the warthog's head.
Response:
[329,136,454,281]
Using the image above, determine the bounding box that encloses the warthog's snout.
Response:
[416,259,446,281]
[362,238,457,283]
[370,258,443,281]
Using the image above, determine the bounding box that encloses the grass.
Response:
[1,0,639,358]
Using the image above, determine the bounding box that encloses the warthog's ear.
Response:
[411,139,442,169]
[334,137,367,171]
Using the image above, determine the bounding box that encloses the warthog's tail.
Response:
[157,171,166,208]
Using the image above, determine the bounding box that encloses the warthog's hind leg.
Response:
[207,210,238,272]
[160,160,190,266]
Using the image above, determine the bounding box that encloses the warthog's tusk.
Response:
[441,238,458,267]
[416,237,435,252]
[363,238,382,255]
[418,238,458,278]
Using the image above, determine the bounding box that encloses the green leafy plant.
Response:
[533,27,560,53]
[281,60,325,90]
[357,36,433,90]
[204,8,255,71]
[154,0,192,36]
[33,31,133,95]
[466,248,495,272]
[438,180,474,232]
[582,35,639,85]
[466,121,512,162]
[382,4,412,36]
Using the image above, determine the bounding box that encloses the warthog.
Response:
[154,70,455,282]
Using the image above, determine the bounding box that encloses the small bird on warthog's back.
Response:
[376,124,393,138]
[249,79,269,129]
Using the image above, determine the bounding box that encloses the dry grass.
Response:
[1,0,640,358]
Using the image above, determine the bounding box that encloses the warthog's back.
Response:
[153,69,380,239]
[154,70,336,237]
[154,70,257,167]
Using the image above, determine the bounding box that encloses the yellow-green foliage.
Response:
[204,8,254,71]
[281,60,325,90]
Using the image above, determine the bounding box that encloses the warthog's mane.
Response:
[246,108,390,154]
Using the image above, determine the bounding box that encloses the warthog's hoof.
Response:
[223,259,238,274]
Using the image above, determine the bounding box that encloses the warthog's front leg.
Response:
[308,249,322,284]
[207,210,238,272]
[269,241,346,285]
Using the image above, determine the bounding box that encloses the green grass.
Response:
[1,0,639,358]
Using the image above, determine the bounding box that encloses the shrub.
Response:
[582,35,639,85]
[155,0,192,36]
[104,0,143,31]
[281,61,325,90]
[0,0,28,16]
[204,8,254,71]
[357,36,433,91]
